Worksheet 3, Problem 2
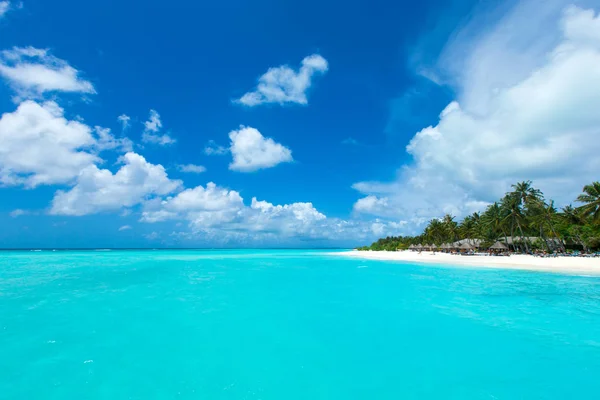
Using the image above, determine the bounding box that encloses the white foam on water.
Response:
[83,360,93,364]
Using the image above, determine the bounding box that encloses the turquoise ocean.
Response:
[1,250,600,399]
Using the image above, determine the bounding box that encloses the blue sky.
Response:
[1,0,600,248]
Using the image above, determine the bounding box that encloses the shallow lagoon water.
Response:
[1,250,599,399]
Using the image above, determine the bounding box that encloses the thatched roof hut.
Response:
[459,242,475,250]
[489,241,509,250]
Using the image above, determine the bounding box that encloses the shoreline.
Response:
[333,250,600,276]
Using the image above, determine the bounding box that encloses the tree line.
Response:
[358,181,600,252]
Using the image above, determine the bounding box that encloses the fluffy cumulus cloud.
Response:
[141,182,244,225]
[50,152,182,216]
[140,181,406,244]
[354,3,600,224]
[228,126,292,172]
[0,101,133,187]
[0,101,97,187]
[141,109,176,145]
[236,54,328,106]
[0,47,95,99]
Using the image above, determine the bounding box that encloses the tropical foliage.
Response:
[358,181,600,252]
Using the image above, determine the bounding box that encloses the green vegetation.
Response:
[359,181,600,252]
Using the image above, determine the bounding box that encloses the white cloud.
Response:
[50,152,182,216]
[145,231,160,240]
[353,195,390,215]
[141,109,175,145]
[204,140,228,155]
[0,47,95,99]
[177,164,206,173]
[0,101,135,188]
[9,208,28,217]
[354,4,600,223]
[142,132,176,146]
[228,126,292,172]
[117,114,131,131]
[118,225,132,231]
[143,109,161,132]
[139,181,407,245]
[246,197,326,236]
[141,182,244,224]
[0,100,99,187]
[94,126,133,153]
[0,2,10,17]
[236,54,328,106]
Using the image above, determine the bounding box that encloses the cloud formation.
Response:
[354,4,600,224]
[0,101,135,188]
[117,114,131,131]
[10,208,29,217]
[0,101,99,187]
[140,182,406,244]
[228,126,292,172]
[141,109,176,145]
[236,54,328,106]
[177,164,206,174]
[50,152,182,216]
[0,47,95,99]
[0,2,10,18]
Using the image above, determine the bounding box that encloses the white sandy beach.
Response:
[334,250,600,275]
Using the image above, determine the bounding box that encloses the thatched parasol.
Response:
[459,242,474,250]
[409,244,415,250]
[489,241,509,250]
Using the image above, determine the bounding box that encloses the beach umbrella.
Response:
[428,243,435,249]
[489,241,508,250]
[408,244,415,250]
[416,244,423,249]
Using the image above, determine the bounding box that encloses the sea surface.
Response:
[1,250,600,399]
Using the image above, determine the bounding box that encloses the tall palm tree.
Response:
[512,180,543,208]
[576,182,600,224]
[458,214,481,244]
[541,200,564,251]
[482,202,508,243]
[501,194,529,252]
[529,200,563,251]
[442,214,458,243]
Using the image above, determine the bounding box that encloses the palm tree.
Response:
[576,182,600,224]
[541,200,564,251]
[512,180,543,208]
[458,213,482,245]
[560,205,588,251]
[482,202,508,243]
[424,219,445,245]
[501,194,529,253]
[442,214,458,243]
[529,200,563,251]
